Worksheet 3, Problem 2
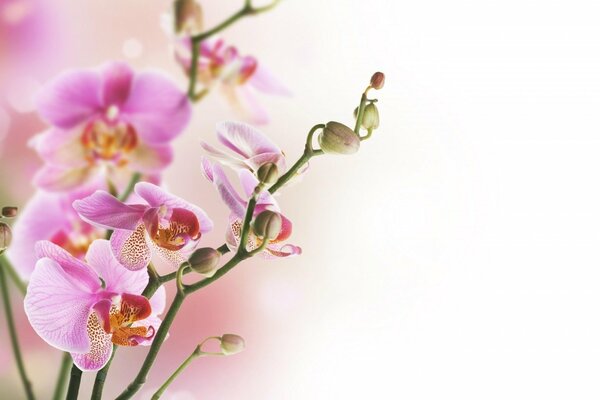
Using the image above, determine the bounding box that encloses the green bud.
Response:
[257,162,279,186]
[1,206,17,218]
[318,121,360,155]
[361,103,379,130]
[252,210,282,240]
[220,334,245,355]
[0,223,12,252]
[188,247,220,276]
[370,71,385,90]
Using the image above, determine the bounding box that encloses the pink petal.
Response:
[249,63,292,96]
[200,141,248,170]
[121,71,191,144]
[246,152,286,174]
[149,285,166,316]
[110,226,152,271]
[34,165,94,192]
[24,258,98,353]
[265,242,302,258]
[71,311,113,371]
[100,62,134,107]
[211,163,246,217]
[230,85,270,125]
[129,143,174,173]
[32,128,87,168]
[134,182,213,233]
[35,241,101,292]
[216,121,281,159]
[6,192,68,279]
[35,69,102,129]
[85,240,149,295]
[73,191,146,230]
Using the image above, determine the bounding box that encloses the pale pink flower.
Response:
[31,61,191,191]
[24,240,166,371]
[175,38,290,124]
[202,160,301,258]
[73,182,213,271]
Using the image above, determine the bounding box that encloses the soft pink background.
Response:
[3,0,600,399]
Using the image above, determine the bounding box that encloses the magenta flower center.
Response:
[81,119,138,166]
[50,225,103,259]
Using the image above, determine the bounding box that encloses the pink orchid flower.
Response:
[24,240,166,371]
[202,160,301,258]
[7,185,105,279]
[175,38,291,124]
[73,182,213,271]
[31,61,191,191]
[201,121,286,175]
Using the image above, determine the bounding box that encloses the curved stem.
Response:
[90,347,117,400]
[151,345,203,400]
[0,253,26,295]
[119,172,142,202]
[65,364,82,400]
[0,252,35,400]
[51,353,71,400]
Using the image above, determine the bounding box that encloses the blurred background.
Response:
[2,0,600,398]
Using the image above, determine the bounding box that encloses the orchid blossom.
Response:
[73,182,213,271]
[31,61,191,191]
[175,38,290,124]
[6,185,105,279]
[24,240,166,371]
[203,160,301,258]
[201,121,286,175]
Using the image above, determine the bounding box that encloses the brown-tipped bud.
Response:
[189,247,221,276]
[0,223,12,252]
[252,210,282,240]
[370,72,385,90]
[220,334,245,355]
[361,103,380,130]
[1,206,17,218]
[318,121,360,155]
[174,0,204,36]
[257,162,279,186]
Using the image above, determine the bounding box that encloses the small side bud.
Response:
[361,103,380,130]
[1,206,17,218]
[370,72,385,90]
[253,210,282,240]
[318,121,360,155]
[257,162,279,186]
[174,0,204,36]
[189,247,221,276]
[0,222,12,252]
[220,334,245,355]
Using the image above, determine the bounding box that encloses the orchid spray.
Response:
[0,0,386,399]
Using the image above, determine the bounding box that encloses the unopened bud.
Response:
[370,72,385,90]
[361,103,379,130]
[189,247,220,276]
[1,206,17,218]
[174,0,204,36]
[252,210,282,240]
[318,121,360,155]
[220,334,245,355]
[0,223,12,252]
[257,162,279,186]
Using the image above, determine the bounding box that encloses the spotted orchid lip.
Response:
[147,207,201,251]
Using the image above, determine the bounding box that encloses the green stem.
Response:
[90,347,117,400]
[354,92,368,134]
[187,38,201,99]
[0,251,35,400]
[119,172,142,202]
[51,353,71,400]
[0,253,26,295]
[65,364,82,400]
[151,345,203,400]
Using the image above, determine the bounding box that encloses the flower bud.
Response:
[361,103,379,130]
[189,247,220,276]
[174,0,204,36]
[220,334,245,355]
[0,222,12,252]
[1,206,17,218]
[318,121,360,155]
[370,72,385,90]
[257,162,279,186]
[252,210,282,240]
